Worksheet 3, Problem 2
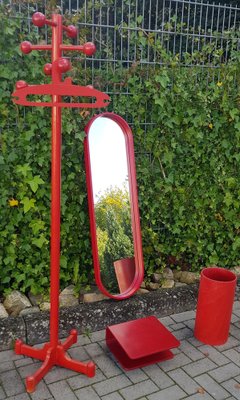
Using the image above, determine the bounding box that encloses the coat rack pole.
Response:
[50,13,62,349]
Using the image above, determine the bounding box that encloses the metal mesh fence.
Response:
[1,0,240,123]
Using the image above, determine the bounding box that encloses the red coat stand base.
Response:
[106,316,180,370]
[194,267,237,345]
[15,330,95,393]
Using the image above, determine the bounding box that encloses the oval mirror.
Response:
[84,113,144,299]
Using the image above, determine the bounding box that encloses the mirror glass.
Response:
[89,118,134,294]
[85,114,144,299]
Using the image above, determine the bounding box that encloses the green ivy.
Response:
[1,5,240,295]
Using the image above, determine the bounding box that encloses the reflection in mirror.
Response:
[85,113,144,299]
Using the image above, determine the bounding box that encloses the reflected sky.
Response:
[88,117,129,203]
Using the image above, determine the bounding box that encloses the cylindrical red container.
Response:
[194,267,237,345]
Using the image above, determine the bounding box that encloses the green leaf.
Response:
[32,236,46,249]
[21,197,36,213]
[27,175,45,193]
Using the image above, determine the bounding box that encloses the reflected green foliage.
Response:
[95,187,133,291]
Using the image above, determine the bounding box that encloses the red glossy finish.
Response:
[20,41,32,54]
[12,78,110,108]
[43,63,52,75]
[60,42,96,55]
[20,41,52,53]
[32,12,46,27]
[15,330,95,393]
[83,42,96,56]
[63,24,78,38]
[16,80,28,89]
[194,267,237,345]
[106,317,180,370]
[57,57,71,72]
[32,12,57,27]
[84,113,144,300]
[12,12,108,392]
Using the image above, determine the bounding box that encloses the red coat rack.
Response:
[12,12,110,393]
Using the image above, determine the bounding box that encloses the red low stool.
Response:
[106,316,180,370]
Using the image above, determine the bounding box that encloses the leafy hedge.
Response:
[1,5,240,294]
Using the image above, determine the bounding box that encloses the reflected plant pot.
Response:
[114,257,136,293]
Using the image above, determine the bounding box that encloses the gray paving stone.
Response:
[158,316,174,326]
[101,393,124,400]
[147,384,186,400]
[209,363,240,383]
[0,387,6,400]
[67,369,105,390]
[0,369,25,397]
[0,350,22,363]
[231,314,239,323]
[171,310,196,323]
[73,335,91,347]
[183,358,217,377]
[94,375,131,396]
[168,368,198,395]
[124,369,148,384]
[184,319,195,330]
[119,380,158,400]
[85,343,105,358]
[215,337,239,351]
[230,324,240,339]
[17,362,42,379]
[98,340,109,353]
[222,379,240,399]
[174,327,193,340]
[183,393,214,400]
[198,345,230,366]
[4,394,31,400]
[160,352,192,372]
[187,337,203,347]
[14,358,34,368]
[143,364,174,389]
[0,361,15,374]
[169,323,185,330]
[90,330,106,343]
[223,348,240,365]
[48,380,77,400]
[195,373,230,400]
[75,386,101,400]
[29,380,52,400]
[93,354,122,378]
[179,340,205,361]
[233,301,240,310]
[43,365,78,384]
[68,345,90,361]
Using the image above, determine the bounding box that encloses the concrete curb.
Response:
[0,284,199,350]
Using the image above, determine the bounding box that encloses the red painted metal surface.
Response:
[84,113,144,300]
[12,78,110,108]
[106,316,180,370]
[194,267,237,345]
[12,12,109,393]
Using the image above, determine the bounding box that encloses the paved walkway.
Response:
[0,301,240,400]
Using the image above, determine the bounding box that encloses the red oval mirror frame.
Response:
[84,112,144,299]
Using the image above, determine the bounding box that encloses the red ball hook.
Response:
[20,41,32,54]
[32,12,46,27]
[44,63,52,75]
[83,42,96,56]
[57,58,71,73]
